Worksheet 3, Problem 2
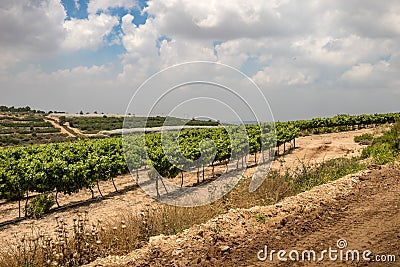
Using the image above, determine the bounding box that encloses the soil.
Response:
[270,126,387,172]
[86,163,400,267]
[0,126,395,266]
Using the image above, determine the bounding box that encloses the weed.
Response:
[25,193,55,219]
[255,213,266,224]
[354,133,373,145]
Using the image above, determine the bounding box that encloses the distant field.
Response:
[57,114,219,134]
[0,106,220,147]
[0,113,66,147]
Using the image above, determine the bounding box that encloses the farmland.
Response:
[55,114,219,134]
[0,112,399,217]
[0,109,399,266]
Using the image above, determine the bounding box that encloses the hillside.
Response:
[0,105,220,146]
[0,112,67,147]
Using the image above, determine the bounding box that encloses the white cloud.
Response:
[1,0,400,120]
[73,0,80,10]
[340,61,393,88]
[0,0,66,68]
[121,14,159,57]
[253,66,315,86]
[158,39,217,67]
[144,0,305,40]
[341,63,375,81]
[0,63,126,113]
[88,0,139,15]
[62,13,119,51]
[325,1,400,38]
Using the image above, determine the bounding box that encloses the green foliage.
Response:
[0,113,65,147]
[1,112,399,211]
[255,213,266,224]
[0,105,45,113]
[361,121,400,164]
[59,116,66,125]
[354,133,373,143]
[25,194,55,219]
[290,112,400,135]
[362,143,396,165]
[292,158,364,193]
[64,116,218,134]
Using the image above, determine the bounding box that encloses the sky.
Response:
[1,0,400,122]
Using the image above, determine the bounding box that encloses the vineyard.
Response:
[0,113,67,147]
[59,115,219,134]
[0,112,399,220]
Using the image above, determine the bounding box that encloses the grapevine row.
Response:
[1,112,398,218]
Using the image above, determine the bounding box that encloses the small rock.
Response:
[367,164,381,170]
[220,245,231,253]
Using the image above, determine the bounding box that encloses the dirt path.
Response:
[271,126,386,172]
[0,127,387,248]
[64,121,84,135]
[44,117,76,137]
[86,163,400,267]
[46,115,92,137]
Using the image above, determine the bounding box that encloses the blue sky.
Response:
[0,0,399,121]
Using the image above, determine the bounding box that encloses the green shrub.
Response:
[293,158,363,193]
[362,143,396,165]
[354,133,373,144]
[361,121,400,164]
[26,193,55,219]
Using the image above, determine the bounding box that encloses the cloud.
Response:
[88,0,139,15]
[73,0,80,10]
[121,14,159,57]
[144,0,311,40]
[1,0,400,121]
[340,61,394,89]
[62,13,119,51]
[110,0,400,120]
[324,0,400,38]
[0,0,66,68]
[0,63,126,113]
[253,66,315,86]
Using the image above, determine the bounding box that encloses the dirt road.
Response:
[44,117,76,137]
[87,163,400,267]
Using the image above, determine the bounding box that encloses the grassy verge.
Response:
[360,121,400,164]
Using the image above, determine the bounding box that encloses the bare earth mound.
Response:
[86,163,400,266]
